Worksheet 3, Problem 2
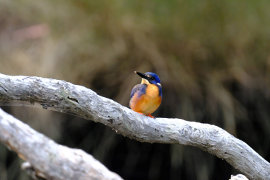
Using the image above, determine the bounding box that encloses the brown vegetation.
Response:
[0,1,270,179]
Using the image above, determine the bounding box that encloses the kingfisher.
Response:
[129,71,162,118]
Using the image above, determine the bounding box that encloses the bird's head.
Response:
[134,71,161,86]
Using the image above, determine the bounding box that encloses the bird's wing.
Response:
[130,84,147,98]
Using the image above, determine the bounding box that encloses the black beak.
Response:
[134,71,149,80]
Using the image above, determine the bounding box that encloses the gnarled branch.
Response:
[0,108,122,180]
[0,73,269,180]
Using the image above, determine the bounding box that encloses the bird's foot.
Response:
[137,112,155,118]
[146,114,155,118]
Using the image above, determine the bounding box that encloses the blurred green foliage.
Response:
[0,0,270,179]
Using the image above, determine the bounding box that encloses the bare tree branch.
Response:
[0,108,122,180]
[230,174,249,180]
[0,73,269,180]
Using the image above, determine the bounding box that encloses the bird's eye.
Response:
[149,77,155,80]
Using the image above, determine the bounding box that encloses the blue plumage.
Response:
[144,72,161,84]
[129,71,162,117]
[130,84,147,98]
[144,72,162,97]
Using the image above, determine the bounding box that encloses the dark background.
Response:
[0,1,270,179]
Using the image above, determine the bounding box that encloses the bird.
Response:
[129,71,162,118]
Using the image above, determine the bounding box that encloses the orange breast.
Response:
[130,84,161,115]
